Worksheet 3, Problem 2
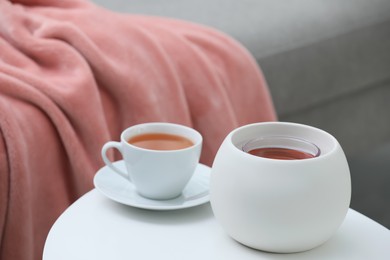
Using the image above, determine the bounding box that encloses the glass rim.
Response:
[242,135,321,158]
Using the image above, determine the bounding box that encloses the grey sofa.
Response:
[92,0,390,227]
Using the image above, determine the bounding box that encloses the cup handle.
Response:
[101,141,130,181]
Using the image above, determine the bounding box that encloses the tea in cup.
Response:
[101,122,202,200]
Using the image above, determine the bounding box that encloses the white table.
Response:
[43,189,390,260]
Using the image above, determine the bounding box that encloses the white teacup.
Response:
[101,122,202,200]
[210,122,351,253]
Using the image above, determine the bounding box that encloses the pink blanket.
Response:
[0,0,276,259]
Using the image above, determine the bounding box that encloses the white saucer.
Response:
[93,160,211,210]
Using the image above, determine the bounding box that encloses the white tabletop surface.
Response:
[43,189,390,260]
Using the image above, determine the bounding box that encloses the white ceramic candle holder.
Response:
[210,122,351,253]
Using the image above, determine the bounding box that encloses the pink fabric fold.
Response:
[0,0,276,259]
